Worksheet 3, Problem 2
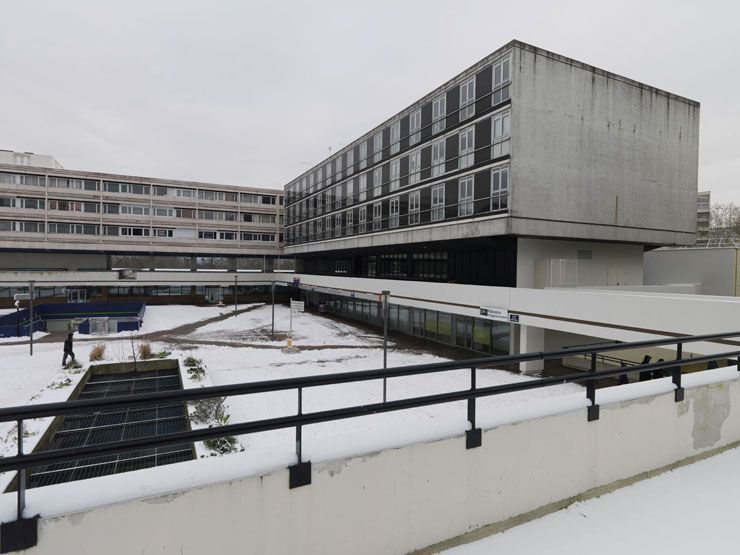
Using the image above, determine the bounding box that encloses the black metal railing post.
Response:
[0,418,38,554]
[466,367,481,449]
[587,353,600,421]
[16,419,25,521]
[288,387,311,488]
[673,342,685,402]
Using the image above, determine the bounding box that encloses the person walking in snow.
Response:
[62,332,75,366]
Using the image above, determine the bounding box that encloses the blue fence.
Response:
[0,302,146,338]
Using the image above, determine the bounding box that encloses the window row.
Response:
[287,111,510,224]
[286,55,511,204]
[0,172,282,205]
[286,166,509,244]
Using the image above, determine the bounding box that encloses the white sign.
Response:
[290,300,305,313]
[479,306,509,322]
[13,293,30,301]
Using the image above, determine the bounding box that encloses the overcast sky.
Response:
[1,0,738,202]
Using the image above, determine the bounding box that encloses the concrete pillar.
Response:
[519,324,545,373]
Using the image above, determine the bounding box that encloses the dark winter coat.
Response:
[63,338,74,353]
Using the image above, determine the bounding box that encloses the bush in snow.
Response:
[190,396,228,425]
[137,342,153,360]
[183,356,206,380]
[89,343,106,362]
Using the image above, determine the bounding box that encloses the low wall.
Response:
[5,371,740,554]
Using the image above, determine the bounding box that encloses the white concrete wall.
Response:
[292,274,740,354]
[644,247,737,296]
[516,238,644,288]
[13,373,740,554]
[511,44,699,247]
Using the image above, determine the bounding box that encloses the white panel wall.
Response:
[644,247,737,296]
[12,375,740,554]
[516,238,644,288]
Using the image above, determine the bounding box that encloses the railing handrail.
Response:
[1,330,738,424]
[0,347,739,476]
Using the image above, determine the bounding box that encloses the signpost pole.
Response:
[234,274,238,315]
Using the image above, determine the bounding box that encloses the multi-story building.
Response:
[696,190,711,246]
[284,40,698,289]
[283,40,700,355]
[0,154,287,305]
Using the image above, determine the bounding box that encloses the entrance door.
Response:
[205,286,223,304]
[67,288,87,303]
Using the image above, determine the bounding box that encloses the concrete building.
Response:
[0,153,287,305]
[0,149,63,170]
[282,40,700,357]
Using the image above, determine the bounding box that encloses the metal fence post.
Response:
[288,387,310,488]
[17,419,25,520]
[382,290,389,403]
[587,352,600,421]
[466,367,482,448]
[673,342,685,402]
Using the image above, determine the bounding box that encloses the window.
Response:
[335,184,342,209]
[359,173,367,202]
[325,216,332,236]
[153,228,174,238]
[346,150,354,175]
[409,109,421,145]
[459,126,475,169]
[390,121,400,154]
[198,230,216,240]
[432,95,446,134]
[176,188,195,199]
[389,196,400,228]
[409,150,421,185]
[431,139,446,177]
[390,159,400,191]
[104,182,150,195]
[431,184,445,221]
[346,210,353,234]
[120,204,150,216]
[335,212,342,237]
[458,176,474,216]
[325,163,332,185]
[154,207,175,218]
[460,77,475,120]
[316,218,324,239]
[372,201,382,231]
[374,132,383,163]
[491,109,511,158]
[120,226,150,237]
[0,172,45,187]
[346,178,354,206]
[492,55,511,105]
[408,190,420,224]
[359,142,368,169]
[359,206,367,233]
[198,190,226,202]
[335,156,343,180]
[373,167,383,197]
[491,166,509,211]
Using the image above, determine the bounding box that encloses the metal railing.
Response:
[1,331,739,552]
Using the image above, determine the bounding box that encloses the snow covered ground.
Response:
[0,304,583,502]
[443,444,740,555]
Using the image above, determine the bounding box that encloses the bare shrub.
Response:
[137,342,153,360]
[89,343,106,362]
